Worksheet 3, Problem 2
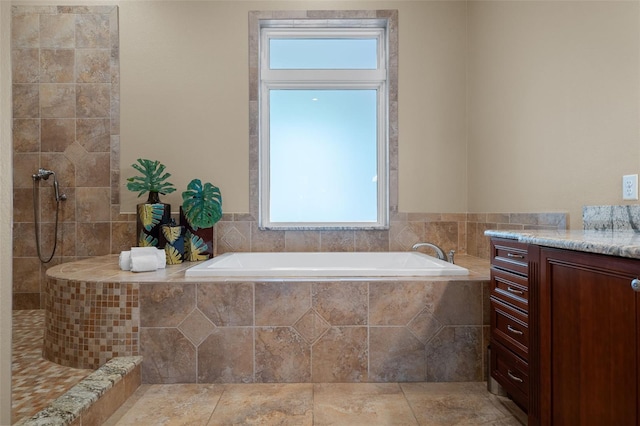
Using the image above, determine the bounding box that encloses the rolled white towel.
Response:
[156,249,166,269]
[119,251,132,271]
[131,247,166,269]
[131,254,159,272]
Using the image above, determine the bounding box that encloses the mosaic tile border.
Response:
[43,277,139,369]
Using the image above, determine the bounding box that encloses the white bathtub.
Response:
[184,251,469,278]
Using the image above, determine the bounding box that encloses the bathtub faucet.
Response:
[411,242,455,264]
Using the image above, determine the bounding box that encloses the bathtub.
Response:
[185,251,469,277]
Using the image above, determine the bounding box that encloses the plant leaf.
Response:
[181,179,222,230]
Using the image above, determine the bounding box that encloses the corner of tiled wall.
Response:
[11,5,123,309]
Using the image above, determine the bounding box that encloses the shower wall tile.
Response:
[40,83,75,118]
[40,49,75,83]
[12,48,40,83]
[13,257,41,293]
[12,13,40,48]
[76,187,110,222]
[76,152,110,186]
[40,14,75,48]
[76,222,110,256]
[13,84,39,118]
[13,119,40,153]
[77,118,110,152]
[41,118,75,152]
[76,49,111,83]
[76,13,111,48]
[76,83,110,117]
[13,188,34,223]
[12,6,120,308]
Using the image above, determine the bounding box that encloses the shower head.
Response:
[33,168,55,181]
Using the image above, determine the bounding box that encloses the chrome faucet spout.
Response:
[411,242,447,261]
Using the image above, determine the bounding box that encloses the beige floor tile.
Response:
[207,383,313,425]
[110,383,225,426]
[313,382,419,426]
[400,382,520,425]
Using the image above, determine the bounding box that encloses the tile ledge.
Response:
[14,356,142,426]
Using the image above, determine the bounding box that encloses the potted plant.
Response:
[126,158,176,247]
[180,178,222,261]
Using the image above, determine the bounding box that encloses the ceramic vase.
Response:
[136,191,171,247]
[179,207,214,261]
[160,224,186,264]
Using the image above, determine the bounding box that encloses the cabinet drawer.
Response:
[491,298,529,360]
[491,267,529,312]
[491,340,529,411]
[491,239,529,276]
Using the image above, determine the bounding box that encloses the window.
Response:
[259,22,390,229]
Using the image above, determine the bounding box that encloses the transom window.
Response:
[259,22,390,229]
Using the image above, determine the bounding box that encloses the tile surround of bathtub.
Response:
[138,278,490,384]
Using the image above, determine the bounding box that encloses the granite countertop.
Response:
[485,229,640,260]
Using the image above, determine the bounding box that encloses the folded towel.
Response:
[131,254,159,272]
[119,251,132,271]
[126,247,167,272]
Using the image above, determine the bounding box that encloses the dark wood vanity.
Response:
[488,233,640,426]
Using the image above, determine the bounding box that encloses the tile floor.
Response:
[105,382,526,425]
[13,309,527,426]
[11,310,93,424]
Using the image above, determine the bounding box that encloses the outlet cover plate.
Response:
[623,174,638,200]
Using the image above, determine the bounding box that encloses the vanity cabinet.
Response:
[489,238,537,412]
[538,247,640,426]
[490,237,640,425]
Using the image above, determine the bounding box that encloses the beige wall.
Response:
[119,1,470,215]
[120,0,640,229]
[467,1,640,227]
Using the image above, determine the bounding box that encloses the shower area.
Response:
[11,5,129,310]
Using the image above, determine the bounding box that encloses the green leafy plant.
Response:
[126,158,176,198]
[181,178,222,230]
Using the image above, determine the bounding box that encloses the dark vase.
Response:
[136,191,171,247]
[180,207,214,261]
[160,223,186,264]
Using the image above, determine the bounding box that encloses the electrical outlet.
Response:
[623,174,638,200]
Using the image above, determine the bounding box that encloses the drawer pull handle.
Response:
[507,253,524,259]
[507,325,523,335]
[507,286,524,295]
[631,278,640,292]
[507,370,524,383]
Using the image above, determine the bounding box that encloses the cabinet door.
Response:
[539,248,640,426]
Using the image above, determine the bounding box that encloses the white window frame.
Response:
[259,24,389,230]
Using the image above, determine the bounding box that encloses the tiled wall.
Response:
[11,6,135,310]
[10,5,568,311]
[140,278,489,384]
